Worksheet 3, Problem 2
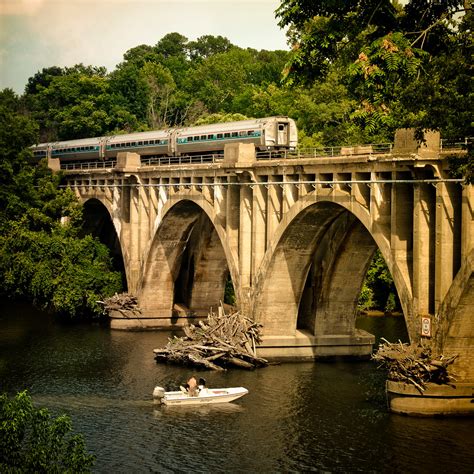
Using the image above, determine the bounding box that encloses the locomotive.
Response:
[31,116,298,163]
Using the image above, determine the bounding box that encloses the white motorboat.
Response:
[153,386,248,406]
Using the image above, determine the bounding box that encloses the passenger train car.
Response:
[31,116,297,163]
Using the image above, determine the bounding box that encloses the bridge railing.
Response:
[440,137,472,151]
[141,153,223,166]
[59,138,471,171]
[255,143,394,160]
[61,160,116,171]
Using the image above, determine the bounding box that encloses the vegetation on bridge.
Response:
[0,2,471,318]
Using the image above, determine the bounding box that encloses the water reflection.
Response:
[1,303,472,473]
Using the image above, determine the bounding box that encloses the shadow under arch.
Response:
[253,195,414,342]
[82,198,127,290]
[139,198,238,321]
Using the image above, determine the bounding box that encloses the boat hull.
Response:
[154,387,248,406]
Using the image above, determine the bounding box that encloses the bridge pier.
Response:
[66,133,472,369]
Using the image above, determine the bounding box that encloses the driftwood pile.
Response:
[153,304,268,370]
[98,293,142,318]
[372,338,458,392]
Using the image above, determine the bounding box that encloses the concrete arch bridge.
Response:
[60,129,473,384]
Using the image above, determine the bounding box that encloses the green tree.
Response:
[0,391,95,472]
[155,32,189,59]
[0,89,123,319]
[184,48,251,113]
[276,1,471,138]
[187,35,233,61]
[193,112,249,125]
[358,250,400,313]
[0,89,39,220]
[26,65,140,140]
[140,62,177,128]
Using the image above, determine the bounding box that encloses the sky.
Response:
[0,0,289,94]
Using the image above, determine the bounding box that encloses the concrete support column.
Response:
[252,178,267,279]
[283,175,297,215]
[104,180,112,203]
[370,173,391,241]
[129,180,140,293]
[435,182,456,312]
[148,179,158,240]
[299,174,312,197]
[214,178,226,233]
[461,185,473,262]
[352,173,371,209]
[226,177,239,258]
[391,179,413,287]
[202,177,214,205]
[266,175,282,247]
[138,180,149,265]
[413,183,435,315]
[239,182,252,288]
[112,181,122,234]
[157,180,168,224]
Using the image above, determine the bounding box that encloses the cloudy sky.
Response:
[0,0,288,93]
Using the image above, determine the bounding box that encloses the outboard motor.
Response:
[153,386,165,404]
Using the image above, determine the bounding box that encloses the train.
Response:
[31,116,298,163]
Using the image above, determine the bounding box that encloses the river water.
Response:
[0,302,472,473]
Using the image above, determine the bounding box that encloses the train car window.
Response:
[126,143,131,147]
[238,131,246,136]
[201,135,207,140]
[187,137,193,142]
[143,141,148,145]
[247,131,254,136]
[232,132,238,137]
[278,124,286,131]
[224,132,231,138]
[208,134,213,139]
[217,133,223,139]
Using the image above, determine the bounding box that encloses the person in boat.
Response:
[198,377,207,395]
[182,375,198,397]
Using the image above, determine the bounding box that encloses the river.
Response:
[0,302,472,473]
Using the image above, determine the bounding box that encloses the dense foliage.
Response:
[358,250,400,313]
[0,91,122,318]
[0,391,95,472]
[276,0,473,138]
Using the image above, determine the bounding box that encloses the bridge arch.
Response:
[253,192,415,341]
[139,194,239,320]
[82,198,128,290]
